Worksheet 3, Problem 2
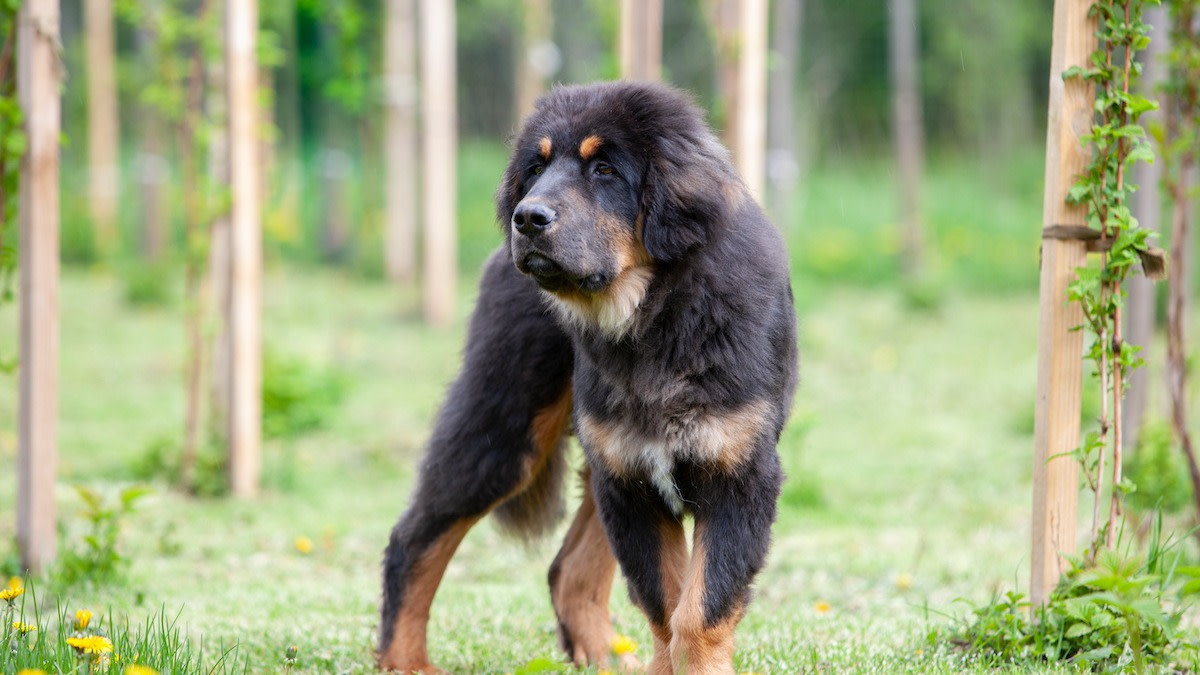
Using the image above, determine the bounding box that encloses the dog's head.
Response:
[497,82,739,337]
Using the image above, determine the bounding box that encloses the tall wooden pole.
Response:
[619,0,661,81]
[18,0,61,573]
[384,0,418,285]
[86,0,119,258]
[889,0,924,278]
[420,0,457,328]
[736,0,768,202]
[767,0,804,223]
[227,0,261,498]
[516,0,552,118]
[1031,0,1094,607]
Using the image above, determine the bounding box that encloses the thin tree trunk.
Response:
[710,0,739,151]
[889,0,924,279]
[516,0,552,118]
[419,0,457,327]
[384,0,418,284]
[86,0,119,258]
[227,0,263,498]
[1124,3,1168,448]
[767,0,804,224]
[17,0,62,574]
[1164,0,1197,522]
[619,0,661,81]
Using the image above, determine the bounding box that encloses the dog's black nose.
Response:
[512,202,557,237]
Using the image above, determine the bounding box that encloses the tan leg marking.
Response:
[550,473,638,669]
[648,518,689,675]
[378,517,479,673]
[668,528,742,675]
[380,390,572,672]
[531,388,573,458]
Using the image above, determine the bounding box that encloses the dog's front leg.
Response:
[668,449,783,675]
[590,469,689,675]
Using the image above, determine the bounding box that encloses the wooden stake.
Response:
[420,0,457,328]
[1031,0,1095,607]
[227,0,261,498]
[18,0,61,573]
[516,0,552,118]
[86,0,119,258]
[889,0,924,278]
[619,0,661,81]
[384,0,418,284]
[736,0,768,202]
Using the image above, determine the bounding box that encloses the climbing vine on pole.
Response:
[0,0,23,353]
[1063,0,1165,557]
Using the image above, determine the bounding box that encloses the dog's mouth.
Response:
[520,252,611,294]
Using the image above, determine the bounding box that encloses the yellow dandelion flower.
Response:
[75,608,93,631]
[611,633,638,656]
[814,600,832,614]
[0,585,25,603]
[7,576,23,591]
[67,635,114,655]
[895,572,913,591]
[598,671,615,675]
[12,620,37,634]
[17,669,48,675]
[124,665,160,675]
[294,536,314,555]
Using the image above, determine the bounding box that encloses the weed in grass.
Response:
[262,348,348,441]
[56,485,152,586]
[131,436,229,497]
[940,514,1200,673]
[1125,420,1193,515]
[120,261,176,308]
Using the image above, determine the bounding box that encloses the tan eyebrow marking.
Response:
[538,136,552,158]
[579,135,603,160]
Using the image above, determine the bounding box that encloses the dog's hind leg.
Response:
[378,251,574,672]
[547,468,643,670]
[378,385,573,672]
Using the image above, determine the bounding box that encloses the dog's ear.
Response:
[639,136,734,262]
[495,150,525,235]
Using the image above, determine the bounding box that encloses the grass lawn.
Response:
[3,265,1193,674]
[2,171,1199,671]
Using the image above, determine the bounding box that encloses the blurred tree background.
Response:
[49,0,1111,296]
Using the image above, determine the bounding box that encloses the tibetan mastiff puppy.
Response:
[378,81,797,675]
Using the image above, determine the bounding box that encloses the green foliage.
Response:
[55,484,152,586]
[262,349,348,440]
[121,261,176,308]
[1125,421,1193,514]
[1063,0,1163,554]
[941,521,1199,673]
[0,583,248,673]
[130,436,229,498]
[0,2,22,359]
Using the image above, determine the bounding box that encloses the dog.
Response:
[378,81,797,675]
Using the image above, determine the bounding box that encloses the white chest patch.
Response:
[577,400,773,516]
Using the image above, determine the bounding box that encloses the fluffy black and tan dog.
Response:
[378,81,797,675]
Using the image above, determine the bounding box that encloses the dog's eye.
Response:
[594,163,616,176]
[531,164,544,176]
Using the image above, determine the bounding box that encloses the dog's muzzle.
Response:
[520,252,611,294]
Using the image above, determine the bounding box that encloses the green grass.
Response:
[0,264,1194,673]
[10,142,1200,671]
